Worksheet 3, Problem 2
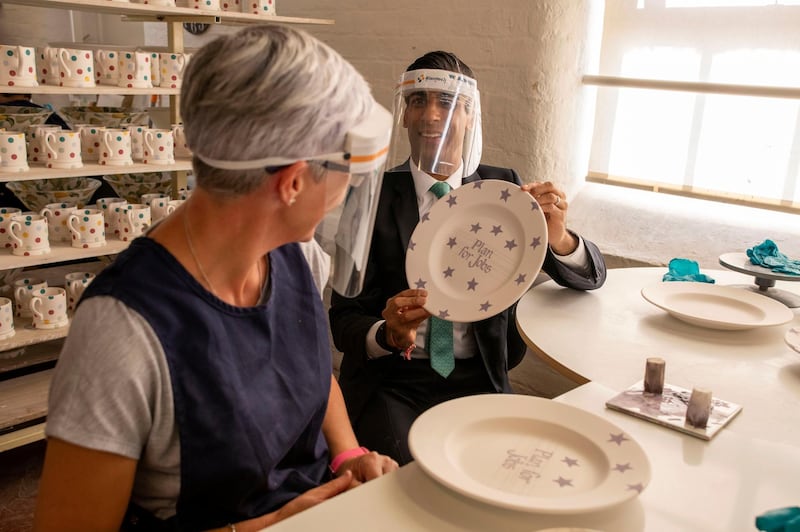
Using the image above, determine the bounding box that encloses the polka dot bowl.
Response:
[6,177,102,211]
[103,173,172,203]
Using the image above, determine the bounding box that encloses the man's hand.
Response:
[521,181,578,256]
[381,288,430,350]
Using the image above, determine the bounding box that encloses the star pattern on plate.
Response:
[562,456,580,468]
[415,278,427,289]
[479,301,492,312]
[553,476,573,488]
[491,225,503,236]
[627,483,645,493]
[530,236,542,249]
[470,222,482,233]
[608,432,630,446]
[613,463,632,473]
[437,309,450,319]
[514,274,527,285]
[530,200,540,211]
[420,212,431,223]
[447,237,457,249]
[408,240,416,251]
[505,239,518,251]
[472,181,483,189]
[499,188,512,202]
[446,196,458,208]
[467,278,478,290]
[443,267,455,278]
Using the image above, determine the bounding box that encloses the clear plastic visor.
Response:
[386,68,481,177]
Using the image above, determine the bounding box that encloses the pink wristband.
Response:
[330,446,369,473]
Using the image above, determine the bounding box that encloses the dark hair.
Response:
[405,51,474,78]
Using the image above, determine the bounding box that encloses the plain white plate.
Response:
[785,327,800,354]
[408,394,651,514]
[641,282,793,330]
[405,180,548,322]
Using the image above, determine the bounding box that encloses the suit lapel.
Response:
[386,171,419,251]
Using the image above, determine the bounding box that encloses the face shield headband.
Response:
[387,68,482,177]
[194,102,393,297]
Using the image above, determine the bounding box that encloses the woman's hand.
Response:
[335,450,399,484]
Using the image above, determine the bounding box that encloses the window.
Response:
[585,0,800,213]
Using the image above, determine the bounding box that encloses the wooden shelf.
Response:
[0,159,192,182]
[0,422,46,452]
[0,239,128,270]
[0,316,70,354]
[4,0,334,25]
[0,368,51,431]
[1,85,180,96]
[0,339,63,375]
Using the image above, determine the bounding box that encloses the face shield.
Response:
[194,102,392,297]
[387,68,482,177]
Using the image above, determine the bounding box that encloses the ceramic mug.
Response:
[58,48,95,88]
[143,129,174,164]
[9,213,50,256]
[68,208,106,248]
[184,0,220,9]
[0,131,28,172]
[44,129,83,169]
[149,196,171,222]
[117,51,152,89]
[74,124,105,162]
[96,197,127,238]
[242,0,274,15]
[26,124,61,164]
[37,47,60,86]
[94,49,120,86]
[118,203,151,241]
[65,271,95,312]
[99,128,133,166]
[40,202,77,243]
[0,45,38,87]
[30,286,68,329]
[126,125,148,161]
[13,277,47,318]
[0,207,22,250]
[220,0,240,10]
[165,199,185,216]
[158,53,191,89]
[0,297,15,339]
[171,123,191,158]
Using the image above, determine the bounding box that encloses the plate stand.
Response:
[726,277,800,308]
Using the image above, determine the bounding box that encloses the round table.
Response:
[516,267,800,446]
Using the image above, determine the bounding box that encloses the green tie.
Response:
[427,181,454,378]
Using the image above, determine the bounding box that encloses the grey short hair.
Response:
[180,24,374,196]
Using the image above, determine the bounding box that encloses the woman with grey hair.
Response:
[34,25,396,531]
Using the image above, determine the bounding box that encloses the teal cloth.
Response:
[662,258,715,283]
[427,181,454,378]
[756,507,800,532]
[747,239,800,276]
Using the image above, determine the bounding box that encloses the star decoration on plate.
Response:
[408,240,416,251]
[627,483,645,493]
[505,239,518,251]
[472,181,483,189]
[491,225,503,236]
[420,212,431,223]
[499,188,512,202]
[415,278,427,289]
[443,267,455,278]
[514,274,527,285]
[470,222,482,233]
[479,301,492,312]
[467,278,478,290]
[553,476,573,488]
[446,196,458,207]
[562,456,580,468]
[608,432,630,446]
[613,463,632,473]
[437,309,450,319]
[530,200,540,211]
[447,237,457,248]
[530,236,542,249]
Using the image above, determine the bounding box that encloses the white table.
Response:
[266,382,800,532]
[516,267,800,447]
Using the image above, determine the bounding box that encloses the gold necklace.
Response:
[183,205,265,301]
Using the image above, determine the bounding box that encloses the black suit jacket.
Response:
[329,164,607,423]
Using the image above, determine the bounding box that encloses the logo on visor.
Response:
[417,74,425,83]
[448,73,477,88]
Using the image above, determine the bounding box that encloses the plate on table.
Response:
[405,180,548,322]
[408,394,651,514]
[785,327,800,354]
[641,282,793,330]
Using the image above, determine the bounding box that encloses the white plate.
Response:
[785,327,800,354]
[408,394,651,514]
[405,181,548,322]
[641,282,793,330]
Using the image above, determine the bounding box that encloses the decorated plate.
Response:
[641,282,793,330]
[405,180,548,322]
[408,394,651,514]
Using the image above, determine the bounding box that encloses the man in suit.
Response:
[329,51,607,465]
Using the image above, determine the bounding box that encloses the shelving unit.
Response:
[0,0,334,452]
